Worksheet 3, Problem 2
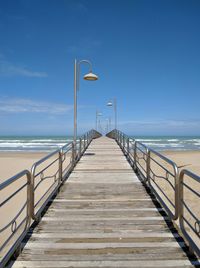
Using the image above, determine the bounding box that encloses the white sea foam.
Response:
[137,139,163,142]
[0,136,199,152]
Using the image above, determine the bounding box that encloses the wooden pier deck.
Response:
[10,137,198,267]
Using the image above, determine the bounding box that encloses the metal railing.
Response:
[107,129,200,257]
[0,129,101,267]
[179,169,200,256]
[0,170,31,267]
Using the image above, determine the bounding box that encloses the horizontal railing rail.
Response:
[107,129,200,257]
[0,129,101,267]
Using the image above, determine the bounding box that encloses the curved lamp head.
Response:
[107,101,113,106]
[84,72,98,81]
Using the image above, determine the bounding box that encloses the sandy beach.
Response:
[1,150,200,182]
[162,150,200,174]
[0,152,46,183]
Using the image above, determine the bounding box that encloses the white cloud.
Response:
[119,119,200,127]
[118,119,200,135]
[0,98,73,115]
[0,60,48,77]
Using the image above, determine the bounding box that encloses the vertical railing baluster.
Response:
[59,150,63,183]
[134,141,137,171]
[84,135,86,149]
[127,138,129,158]
[72,142,76,166]
[146,149,150,184]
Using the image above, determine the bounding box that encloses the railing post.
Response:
[123,135,125,150]
[84,135,86,149]
[59,150,63,183]
[72,142,76,166]
[134,141,137,171]
[146,149,150,184]
[79,138,82,157]
[127,138,129,158]
[27,171,32,225]
[30,168,35,220]
[179,170,183,230]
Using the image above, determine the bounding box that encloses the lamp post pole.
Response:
[73,59,98,153]
[96,110,102,131]
[74,59,77,147]
[109,117,112,131]
[96,110,98,131]
[114,98,117,130]
[107,98,117,130]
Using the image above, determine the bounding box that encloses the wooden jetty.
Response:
[9,136,199,267]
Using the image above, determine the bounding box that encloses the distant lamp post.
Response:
[106,117,111,132]
[74,59,98,148]
[107,98,117,130]
[96,110,102,131]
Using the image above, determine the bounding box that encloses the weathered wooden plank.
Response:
[22,242,184,249]
[16,252,189,261]
[29,232,179,239]
[41,216,168,221]
[52,199,153,202]
[11,259,199,267]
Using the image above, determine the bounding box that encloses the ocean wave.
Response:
[0,139,71,143]
[0,142,66,147]
[0,136,200,152]
[137,139,163,142]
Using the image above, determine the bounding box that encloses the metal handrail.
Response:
[108,129,179,220]
[0,170,31,268]
[30,149,61,220]
[0,129,101,267]
[179,169,200,257]
[107,129,200,257]
[134,141,149,182]
[148,148,179,220]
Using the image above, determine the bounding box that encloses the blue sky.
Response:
[0,0,200,135]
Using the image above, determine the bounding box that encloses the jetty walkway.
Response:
[8,135,199,267]
[0,129,199,267]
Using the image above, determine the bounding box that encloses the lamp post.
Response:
[109,117,111,131]
[107,98,117,130]
[106,117,111,132]
[74,59,98,151]
[96,110,102,131]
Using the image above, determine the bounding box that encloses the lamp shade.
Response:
[107,101,113,106]
[84,72,98,81]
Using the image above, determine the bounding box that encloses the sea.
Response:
[0,136,200,152]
